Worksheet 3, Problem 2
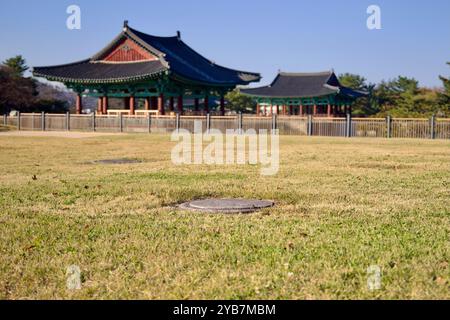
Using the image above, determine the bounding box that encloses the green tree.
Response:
[0,64,69,114]
[339,73,367,90]
[438,62,450,111]
[375,76,442,118]
[339,73,379,116]
[225,89,256,113]
[3,55,29,77]
[0,66,36,114]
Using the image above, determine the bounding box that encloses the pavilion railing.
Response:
[3,112,449,140]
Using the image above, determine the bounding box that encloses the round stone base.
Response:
[179,198,274,214]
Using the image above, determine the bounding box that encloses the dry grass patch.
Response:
[0,134,449,299]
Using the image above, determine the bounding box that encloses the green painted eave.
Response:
[33,69,169,85]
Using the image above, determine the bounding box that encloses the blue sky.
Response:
[0,0,449,87]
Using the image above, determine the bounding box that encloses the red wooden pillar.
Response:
[256,104,261,115]
[313,104,317,116]
[203,96,209,114]
[300,105,303,116]
[97,98,102,114]
[169,97,174,112]
[129,96,135,115]
[76,94,82,114]
[158,94,165,115]
[194,98,199,112]
[177,95,183,114]
[282,105,287,115]
[151,96,158,110]
[289,105,293,115]
[327,104,331,117]
[219,96,225,116]
[269,104,273,116]
[144,97,150,111]
[102,96,108,115]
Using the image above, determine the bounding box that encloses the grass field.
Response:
[0,132,449,299]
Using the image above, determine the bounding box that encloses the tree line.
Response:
[338,67,449,118]
[0,55,72,115]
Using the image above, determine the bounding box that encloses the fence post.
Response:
[17,112,21,130]
[272,113,277,134]
[238,112,243,134]
[41,112,45,131]
[3,113,7,126]
[307,115,313,136]
[386,115,391,138]
[92,112,96,132]
[346,113,352,138]
[119,113,123,132]
[176,112,180,133]
[430,114,436,140]
[66,112,70,131]
[206,113,210,133]
[147,113,151,133]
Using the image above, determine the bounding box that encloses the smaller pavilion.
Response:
[241,71,367,117]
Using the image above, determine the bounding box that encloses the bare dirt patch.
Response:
[90,158,142,165]
[0,131,122,139]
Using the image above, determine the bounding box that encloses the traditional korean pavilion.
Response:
[241,71,367,117]
[33,21,261,115]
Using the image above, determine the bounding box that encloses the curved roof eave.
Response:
[32,72,167,85]
[170,73,252,88]
[240,92,339,99]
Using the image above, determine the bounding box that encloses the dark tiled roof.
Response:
[33,60,167,84]
[128,27,260,85]
[32,24,261,86]
[241,71,367,99]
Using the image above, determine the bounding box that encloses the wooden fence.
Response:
[3,112,450,140]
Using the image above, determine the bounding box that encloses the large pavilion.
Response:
[33,21,261,115]
[241,71,367,117]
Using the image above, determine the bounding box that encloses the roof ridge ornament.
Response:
[177,30,181,40]
[123,20,129,31]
